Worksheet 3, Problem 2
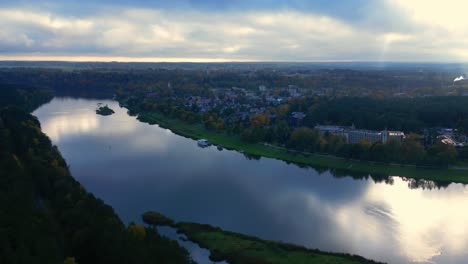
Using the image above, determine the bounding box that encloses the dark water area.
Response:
[34,97,468,264]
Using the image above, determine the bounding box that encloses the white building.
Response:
[315,125,405,144]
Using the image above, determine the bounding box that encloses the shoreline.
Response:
[130,109,468,184]
[175,222,384,264]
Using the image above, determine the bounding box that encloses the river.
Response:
[33,97,468,264]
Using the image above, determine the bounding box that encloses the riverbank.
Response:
[134,110,468,184]
[176,222,383,264]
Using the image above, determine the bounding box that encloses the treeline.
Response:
[294,96,468,133]
[0,86,194,264]
[0,83,53,112]
[285,128,459,167]
[0,66,461,99]
[238,125,459,167]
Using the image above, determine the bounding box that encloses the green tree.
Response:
[326,134,346,155]
[427,141,458,167]
[370,142,386,162]
[400,138,426,164]
[459,147,468,161]
[64,257,77,264]
[274,121,291,144]
[384,138,402,162]
[142,211,175,228]
[349,140,371,160]
[241,127,266,143]
[288,127,319,152]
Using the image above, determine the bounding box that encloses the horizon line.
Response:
[0,56,467,64]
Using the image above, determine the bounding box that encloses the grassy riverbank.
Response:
[176,222,383,264]
[136,111,468,184]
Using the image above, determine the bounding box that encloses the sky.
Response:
[0,0,467,62]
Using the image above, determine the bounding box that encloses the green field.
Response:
[176,222,382,264]
[136,111,468,184]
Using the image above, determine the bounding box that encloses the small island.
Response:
[96,104,115,116]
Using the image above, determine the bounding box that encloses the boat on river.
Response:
[197,139,210,147]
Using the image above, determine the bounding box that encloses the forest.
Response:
[0,84,194,264]
[0,64,467,98]
[297,96,468,132]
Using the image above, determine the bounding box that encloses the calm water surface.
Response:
[34,98,468,264]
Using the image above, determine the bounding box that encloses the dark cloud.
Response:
[0,0,391,23]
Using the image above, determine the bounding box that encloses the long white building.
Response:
[315,125,405,144]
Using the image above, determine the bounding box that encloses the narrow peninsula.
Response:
[141,211,383,264]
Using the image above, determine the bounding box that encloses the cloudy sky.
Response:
[0,0,467,62]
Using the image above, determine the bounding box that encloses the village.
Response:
[152,82,467,149]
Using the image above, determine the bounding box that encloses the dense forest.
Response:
[0,84,194,264]
[0,83,53,112]
[296,96,468,132]
[0,65,466,98]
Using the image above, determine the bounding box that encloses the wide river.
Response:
[34,97,468,264]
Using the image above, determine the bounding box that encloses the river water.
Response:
[33,97,468,264]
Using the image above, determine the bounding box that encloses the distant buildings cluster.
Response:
[179,85,311,122]
[315,125,405,144]
[431,128,467,148]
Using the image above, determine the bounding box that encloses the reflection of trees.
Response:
[242,152,261,161]
[279,158,454,190]
[401,177,451,190]
[329,168,391,184]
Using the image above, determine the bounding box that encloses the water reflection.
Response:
[34,98,468,264]
[40,109,99,142]
[159,227,228,264]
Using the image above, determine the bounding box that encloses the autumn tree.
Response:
[276,104,290,119]
[64,257,77,264]
[250,114,269,128]
[215,118,225,132]
[128,224,146,240]
[142,211,175,228]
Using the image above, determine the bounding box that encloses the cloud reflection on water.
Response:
[34,98,468,264]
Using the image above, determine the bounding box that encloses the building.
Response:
[315,125,347,137]
[439,135,465,148]
[384,131,405,143]
[291,112,306,120]
[315,125,405,144]
[347,129,383,144]
[259,85,267,92]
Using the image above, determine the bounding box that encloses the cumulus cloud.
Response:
[0,1,467,61]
